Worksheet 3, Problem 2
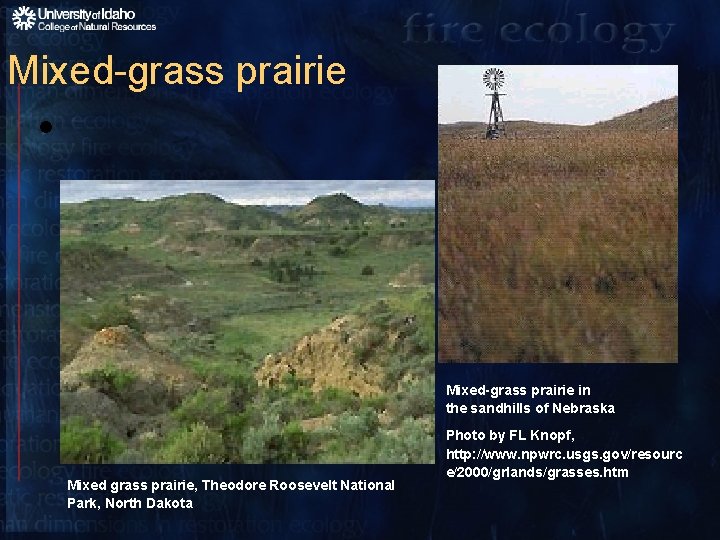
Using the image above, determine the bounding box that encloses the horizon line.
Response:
[440,94,678,127]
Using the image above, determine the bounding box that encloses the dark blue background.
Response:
[3,0,718,538]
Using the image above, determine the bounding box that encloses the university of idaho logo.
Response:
[12,6,37,30]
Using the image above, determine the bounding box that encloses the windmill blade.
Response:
[483,67,505,90]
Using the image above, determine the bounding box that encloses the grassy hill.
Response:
[62,192,432,233]
[439,95,678,138]
[593,96,677,130]
[61,193,292,235]
[292,193,380,226]
[289,193,426,229]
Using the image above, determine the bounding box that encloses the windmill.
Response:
[483,68,506,139]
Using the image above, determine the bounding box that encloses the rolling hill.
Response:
[290,193,407,227]
[439,95,678,138]
[61,192,293,235]
[593,96,677,130]
[62,192,431,234]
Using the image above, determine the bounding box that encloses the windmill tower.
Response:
[483,68,506,139]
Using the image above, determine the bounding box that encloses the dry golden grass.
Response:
[439,131,677,363]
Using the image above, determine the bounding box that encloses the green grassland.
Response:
[60,192,435,464]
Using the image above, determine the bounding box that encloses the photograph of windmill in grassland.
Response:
[438,65,677,363]
[60,180,435,464]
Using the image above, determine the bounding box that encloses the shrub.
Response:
[388,378,434,420]
[173,388,234,429]
[371,418,434,464]
[240,413,310,463]
[85,301,142,332]
[361,265,374,276]
[352,328,385,363]
[249,379,315,422]
[385,353,434,390]
[186,358,257,397]
[114,449,149,464]
[280,422,311,462]
[268,259,316,283]
[370,312,392,329]
[80,365,136,400]
[401,334,429,355]
[241,411,282,463]
[250,258,263,267]
[155,422,225,463]
[328,246,348,257]
[333,407,379,443]
[61,417,124,464]
[316,387,359,415]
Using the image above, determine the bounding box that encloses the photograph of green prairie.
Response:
[438,65,677,363]
[60,180,435,463]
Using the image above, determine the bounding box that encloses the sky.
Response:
[438,65,678,125]
[59,180,435,207]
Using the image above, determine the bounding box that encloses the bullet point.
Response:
[40,120,52,133]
